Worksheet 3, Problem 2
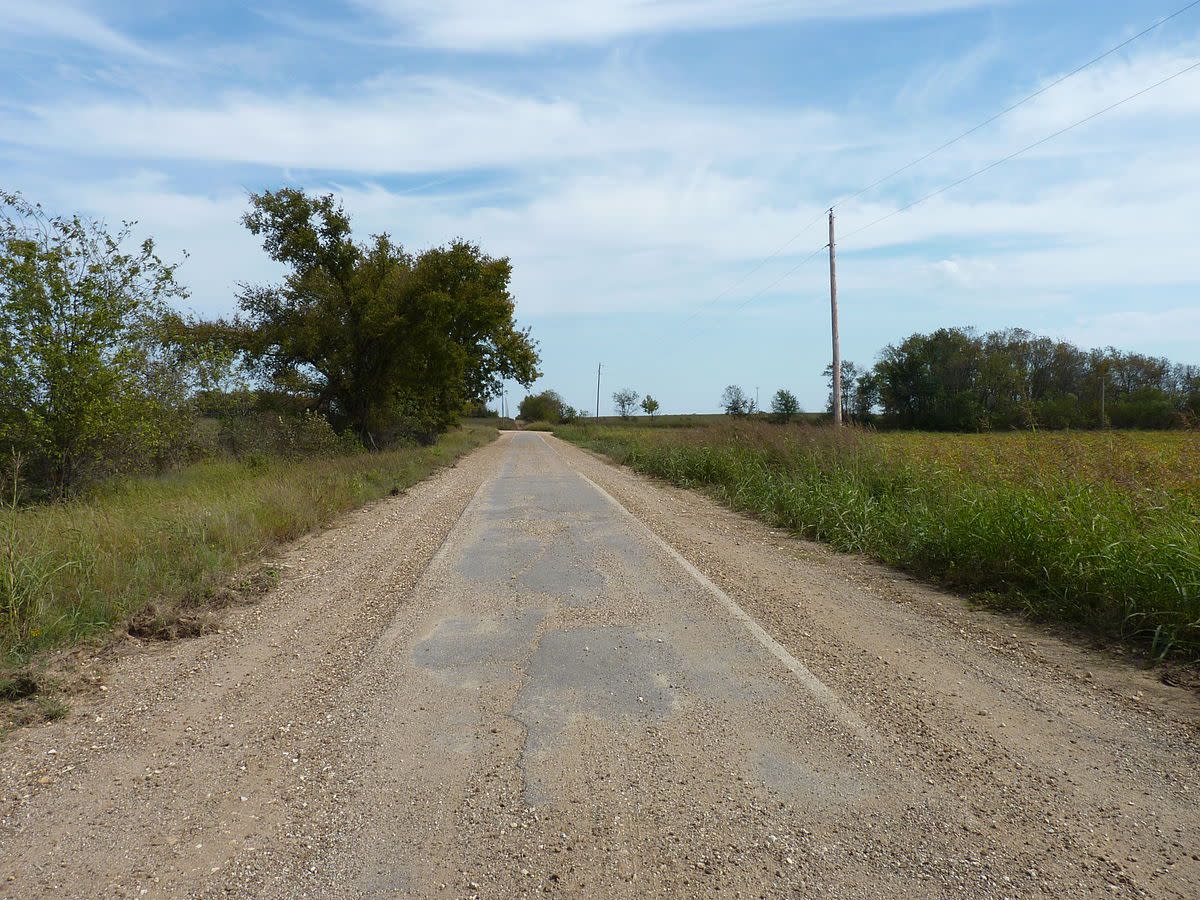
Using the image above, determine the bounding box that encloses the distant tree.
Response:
[874,329,985,431]
[864,326,1199,431]
[850,370,879,424]
[720,385,750,416]
[769,389,800,424]
[612,388,640,420]
[464,399,498,418]
[519,390,566,423]
[823,360,861,422]
[640,395,660,420]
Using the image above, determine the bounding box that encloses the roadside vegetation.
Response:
[0,425,494,723]
[558,422,1200,661]
[1,188,538,501]
[518,390,581,426]
[1,426,494,676]
[1,187,534,712]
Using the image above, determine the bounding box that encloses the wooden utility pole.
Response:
[828,209,843,427]
[596,363,602,420]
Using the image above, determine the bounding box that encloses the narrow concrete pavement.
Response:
[2,432,1197,899]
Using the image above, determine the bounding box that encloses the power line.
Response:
[691,52,1200,327]
[729,245,826,314]
[833,0,1200,209]
[839,58,1200,245]
[678,208,827,326]
[682,244,826,333]
[680,0,1200,325]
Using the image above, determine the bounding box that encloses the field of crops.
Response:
[557,422,1200,660]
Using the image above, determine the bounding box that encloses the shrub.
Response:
[1,191,197,496]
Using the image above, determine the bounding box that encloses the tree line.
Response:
[516,388,660,423]
[1,188,540,496]
[831,327,1199,431]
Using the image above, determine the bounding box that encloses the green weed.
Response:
[559,422,1200,660]
[0,426,495,666]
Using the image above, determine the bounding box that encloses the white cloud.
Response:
[1008,46,1200,137]
[928,257,998,288]
[7,75,838,174]
[5,17,1199,370]
[43,126,1199,326]
[0,1,164,62]
[354,0,1005,50]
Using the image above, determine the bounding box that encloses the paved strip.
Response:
[299,431,888,897]
[538,433,874,744]
[2,430,1197,900]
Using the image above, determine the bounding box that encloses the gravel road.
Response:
[2,431,1198,899]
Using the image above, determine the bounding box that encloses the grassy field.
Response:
[1,426,495,672]
[557,422,1200,661]
[575,413,826,428]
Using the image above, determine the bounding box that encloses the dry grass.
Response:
[0,426,495,667]
[559,421,1200,660]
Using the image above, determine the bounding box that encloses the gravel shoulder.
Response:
[1,431,1196,899]
[557,434,1200,897]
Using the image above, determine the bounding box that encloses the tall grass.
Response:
[558,422,1200,660]
[0,426,495,664]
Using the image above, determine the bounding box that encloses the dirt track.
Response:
[2,431,1198,899]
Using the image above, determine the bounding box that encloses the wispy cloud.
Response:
[1072,307,1200,350]
[0,1,166,63]
[4,1,1199,408]
[1007,44,1200,135]
[6,74,838,174]
[353,0,1007,50]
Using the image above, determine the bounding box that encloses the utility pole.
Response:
[596,363,602,420]
[755,386,760,413]
[828,208,842,427]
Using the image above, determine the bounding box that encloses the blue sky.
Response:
[2,1,1198,414]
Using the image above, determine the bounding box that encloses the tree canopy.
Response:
[612,389,639,420]
[518,390,576,424]
[721,385,752,416]
[769,389,800,424]
[233,189,540,445]
[0,191,194,494]
[861,327,1199,430]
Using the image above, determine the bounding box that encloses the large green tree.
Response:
[0,191,191,494]
[233,189,540,445]
[869,326,1195,431]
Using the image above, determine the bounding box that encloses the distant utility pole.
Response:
[828,208,843,427]
[596,363,602,419]
[755,386,760,411]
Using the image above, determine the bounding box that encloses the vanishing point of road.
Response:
[2,432,1198,898]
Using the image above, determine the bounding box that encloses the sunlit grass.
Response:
[558,422,1200,660]
[0,426,495,664]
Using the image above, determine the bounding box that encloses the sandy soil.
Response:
[1,431,1196,899]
